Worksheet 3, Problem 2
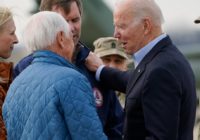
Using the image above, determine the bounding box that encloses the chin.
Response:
[73,38,79,46]
[125,50,132,55]
[1,55,10,59]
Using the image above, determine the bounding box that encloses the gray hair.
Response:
[118,0,164,26]
[136,0,164,26]
[23,11,70,52]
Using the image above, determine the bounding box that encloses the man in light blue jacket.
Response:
[3,11,107,140]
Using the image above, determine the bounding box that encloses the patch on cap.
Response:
[111,42,116,48]
[93,37,128,59]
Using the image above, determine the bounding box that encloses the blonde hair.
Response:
[0,6,12,29]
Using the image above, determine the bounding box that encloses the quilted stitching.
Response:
[3,52,107,140]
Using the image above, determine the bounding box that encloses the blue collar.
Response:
[133,34,167,68]
[33,50,76,70]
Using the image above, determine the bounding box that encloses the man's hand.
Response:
[85,52,103,72]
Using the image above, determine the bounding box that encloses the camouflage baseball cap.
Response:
[194,16,200,24]
[93,37,128,59]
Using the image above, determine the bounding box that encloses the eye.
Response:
[114,59,124,64]
[102,57,111,63]
[10,31,15,35]
[72,17,80,23]
[115,23,126,30]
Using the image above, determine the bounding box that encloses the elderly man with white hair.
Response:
[2,11,107,140]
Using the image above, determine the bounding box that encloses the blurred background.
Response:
[1,0,199,89]
[0,0,200,139]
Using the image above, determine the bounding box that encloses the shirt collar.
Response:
[133,33,167,67]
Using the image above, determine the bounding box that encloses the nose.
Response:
[114,28,120,39]
[13,34,18,44]
[68,22,75,33]
[108,62,115,68]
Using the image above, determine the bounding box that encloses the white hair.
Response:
[23,11,70,52]
[135,0,164,26]
[117,0,164,26]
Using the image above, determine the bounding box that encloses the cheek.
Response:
[71,41,75,54]
[102,60,109,65]
[76,23,81,33]
[73,22,81,31]
[114,63,123,70]
[0,43,12,58]
[124,25,140,42]
[0,37,10,50]
[120,64,127,71]
[128,31,140,45]
[121,29,133,43]
[0,34,15,58]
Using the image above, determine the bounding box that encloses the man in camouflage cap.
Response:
[94,37,129,107]
[94,37,129,71]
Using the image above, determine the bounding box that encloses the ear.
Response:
[56,31,65,49]
[143,17,152,35]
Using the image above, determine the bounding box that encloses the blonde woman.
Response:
[0,6,18,140]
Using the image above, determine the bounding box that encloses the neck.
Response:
[146,26,163,45]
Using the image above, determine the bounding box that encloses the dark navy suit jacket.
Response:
[100,36,197,140]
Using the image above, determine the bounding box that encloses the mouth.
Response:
[73,34,77,38]
[10,46,14,50]
[121,42,127,49]
[118,39,127,46]
[73,35,79,41]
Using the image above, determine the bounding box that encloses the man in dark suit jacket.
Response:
[85,0,197,139]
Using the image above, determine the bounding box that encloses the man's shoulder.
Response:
[48,65,87,83]
[75,41,90,63]
[15,53,33,69]
[13,53,34,78]
[20,53,34,63]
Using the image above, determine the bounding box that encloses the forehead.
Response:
[61,1,81,15]
[114,4,134,23]
[0,18,15,32]
[56,2,81,20]
[102,55,126,60]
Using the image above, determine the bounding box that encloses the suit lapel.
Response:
[126,36,173,96]
[126,64,145,95]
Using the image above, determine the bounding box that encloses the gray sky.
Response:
[0,0,200,40]
[104,0,200,30]
[0,0,199,64]
[0,0,35,39]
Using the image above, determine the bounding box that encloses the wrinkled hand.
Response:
[85,52,103,72]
